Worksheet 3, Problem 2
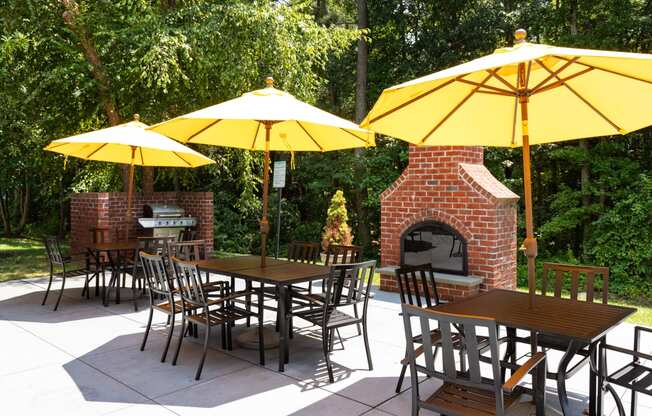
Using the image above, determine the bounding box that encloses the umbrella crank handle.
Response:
[519,237,537,257]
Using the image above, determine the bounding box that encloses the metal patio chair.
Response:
[289,260,376,383]
[401,303,547,416]
[171,257,264,380]
[393,263,490,393]
[42,236,90,311]
[600,326,652,416]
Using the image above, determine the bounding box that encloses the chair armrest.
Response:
[291,291,325,306]
[205,290,257,306]
[604,344,652,362]
[503,352,546,393]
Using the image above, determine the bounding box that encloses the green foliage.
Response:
[321,190,353,250]
[589,175,652,298]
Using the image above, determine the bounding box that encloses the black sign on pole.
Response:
[272,160,286,258]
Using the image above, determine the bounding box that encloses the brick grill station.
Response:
[70,192,213,256]
[379,145,519,301]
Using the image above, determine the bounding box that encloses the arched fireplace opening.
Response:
[400,221,468,275]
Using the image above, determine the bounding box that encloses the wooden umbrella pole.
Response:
[125,146,137,241]
[518,61,537,311]
[260,122,272,267]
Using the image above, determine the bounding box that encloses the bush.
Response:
[321,190,353,251]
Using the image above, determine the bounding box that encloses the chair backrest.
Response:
[542,262,610,304]
[44,236,65,266]
[169,240,208,262]
[287,241,320,264]
[178,228,198,242]
[324,260,376,308]
[394,264,441,308]
[140,251,173,299]
[401,304,504,411]
[171,256,207,308]
[138,236,176,256]
[89,227,110,244]
[324,244,362,266]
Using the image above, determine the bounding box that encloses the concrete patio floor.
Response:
[0,275,649,416]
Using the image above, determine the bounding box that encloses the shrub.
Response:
[321,190,353,251]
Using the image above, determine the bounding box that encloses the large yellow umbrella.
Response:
[362,29,652,307]
[44,115,215,239]
[150,78,375,265]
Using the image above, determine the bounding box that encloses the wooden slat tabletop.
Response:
[432,289,636,343]
[196,255,331,285]
[195,256,285,272]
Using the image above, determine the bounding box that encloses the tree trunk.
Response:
[353,0,370,250]
[60,0,126,189]
[0,193,10,235]
[16,182,29,234]
[142,166,154,193]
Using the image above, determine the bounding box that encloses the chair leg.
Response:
[323,328,334,383]
[220,323,226,350]
[245,281,252,327]
[42,266,54,306]
[631,390,637,416]
[161,313,175,363]
[396,362,408,393]
[141,307,154,351]
[362,320,373,371]
[54,272,66,311]
[172,316,186,366]
[95,266,100,296]
[258,290,265,366]
[353,303,362,336]
[195,324,210,380]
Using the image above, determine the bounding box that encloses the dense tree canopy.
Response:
[2,0,652,299]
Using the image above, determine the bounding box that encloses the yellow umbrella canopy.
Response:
[45,116,215,239]
[150,78,375,265]
[45,118,216,168]
[362,29,652,307]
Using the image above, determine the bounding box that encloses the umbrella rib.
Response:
[418,70,497,145]
[554,55,652,85]
[511,93,519,146]
[45,142,68,150]
[338,127,372,145]
[296,121,324,151]
[250,122,262,150]
[367,78,457,124]
[85,143,108,159]
[537,59,623,133]
[489,71,518,92]
[185,119,222,143]
[172,151,192,167]
[456,79,515,95]
[531,67,593,95]
[530,57,579,92]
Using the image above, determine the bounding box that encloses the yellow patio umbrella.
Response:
[150,77,375,266]
[361,29,652,307]
[44,115,215,239]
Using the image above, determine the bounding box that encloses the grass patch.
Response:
[0,238,49,283]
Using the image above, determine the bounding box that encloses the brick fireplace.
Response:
[70,192,213,255]
[379,145,519,301]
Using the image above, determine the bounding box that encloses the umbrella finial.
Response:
[133,113,140,122]
[265,77,274,88]
[514,29,527,43]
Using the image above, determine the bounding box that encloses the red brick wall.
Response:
[380,145,519,295]
[70,192,213,255]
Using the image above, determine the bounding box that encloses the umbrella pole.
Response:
[260,123,272,267]
[518,75,537,311]
[125,147,136,241]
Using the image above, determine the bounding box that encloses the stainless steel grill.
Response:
[138,203,197,238]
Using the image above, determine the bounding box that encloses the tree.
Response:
[321,190,353,251]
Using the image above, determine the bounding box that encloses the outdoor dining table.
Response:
[194,255,331,372]
[431,289,636,416]
[88,240,139,307]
